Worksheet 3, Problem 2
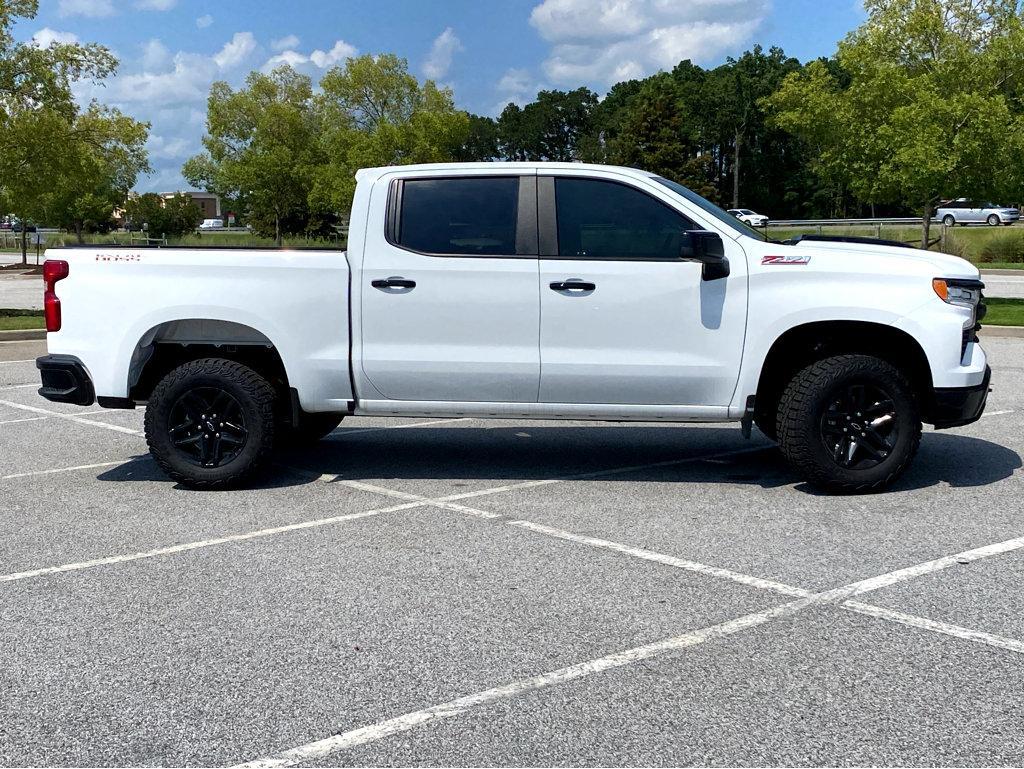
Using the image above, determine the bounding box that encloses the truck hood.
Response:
[791,238,980,280]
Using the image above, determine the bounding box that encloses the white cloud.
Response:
[263,50,310,71]
[58,0,114,18]
[261,39,355,73]
[31,28,79,47]
[141,38,171,70]
[497,68,533,97]
[529,0,769,85]
[213,31,257,69]
[309,40,356,68]
[196,14,214,29]
[423,27,462,80]
[271,34,300,52]
[490,67,539,115]
[148,134,192,160]
[135,0,177,10]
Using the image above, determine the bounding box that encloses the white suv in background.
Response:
[936,200,1020,226]
[727,208,769,227]
[199,218,225,230]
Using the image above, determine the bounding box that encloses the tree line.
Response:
[184,0,1024,247]
[3,0,1024,255]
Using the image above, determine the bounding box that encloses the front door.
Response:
[360,173,540,403]
[538,174,748,406]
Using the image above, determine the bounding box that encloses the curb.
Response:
[981,269,1024,277]
[980,325,1024,339]
[0,329,45,341]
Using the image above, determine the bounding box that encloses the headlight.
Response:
[932,278,984,309]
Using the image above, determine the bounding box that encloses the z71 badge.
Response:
[762,254,811,265]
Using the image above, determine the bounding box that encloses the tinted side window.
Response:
[397,177,519,256]
[555,178,697,259]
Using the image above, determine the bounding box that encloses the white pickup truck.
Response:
[36,162,990,492]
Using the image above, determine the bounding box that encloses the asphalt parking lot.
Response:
[2,337,1024,767]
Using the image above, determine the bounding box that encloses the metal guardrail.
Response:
[768,218,922,227]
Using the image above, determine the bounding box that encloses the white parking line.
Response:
[0,416,46,426]
[232,531,1024,768]
[329,417,474,437]
[981,410,1016,418]
[0,383,37,391]
[0,399,142,435]
[0,503,422,584]
[0,359,35,364]
[843,601,1024,654]
[508,520,809,597]
[233,602,798,769]
[1,460,129,480]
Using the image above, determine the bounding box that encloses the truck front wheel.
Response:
[776,355,921,493]
[144,358,277,489]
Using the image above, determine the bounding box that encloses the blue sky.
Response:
[17,0,866,192]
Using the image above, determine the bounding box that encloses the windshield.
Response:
[653,177,767,241]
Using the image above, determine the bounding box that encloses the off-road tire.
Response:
[281,410,345,445]
[145,358,276,489]
[776,354,921,493]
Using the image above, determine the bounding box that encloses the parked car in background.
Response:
[728,208,769,227]
[936,200,1020,226]
[199,218,225,230]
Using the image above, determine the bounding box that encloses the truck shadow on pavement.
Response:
[96,426,1019,493]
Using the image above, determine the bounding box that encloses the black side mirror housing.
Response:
[680,230,730,281]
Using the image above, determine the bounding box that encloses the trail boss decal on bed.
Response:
[95,253,144,262]
[762,254,811,265]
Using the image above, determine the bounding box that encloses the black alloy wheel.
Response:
[819,382,898,470]
[168,386,249,468]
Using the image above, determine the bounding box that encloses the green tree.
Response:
[184,66,323,246]
[310,54,470,214]
[1,0,122,261]
[35,106,150,243]
[456,113,499,161]
[125,192,200,240]
[495,88,598,161]
[767,0,1024,245]
[704,46,802,208]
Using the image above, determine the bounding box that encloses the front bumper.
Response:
[931,365,991,429]
[36,355,95,406]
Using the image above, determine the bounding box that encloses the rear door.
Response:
[360,172,541,403]
[537,173,748,406]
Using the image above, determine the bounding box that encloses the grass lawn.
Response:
[0,309,44,331]
[984,298,1024,327]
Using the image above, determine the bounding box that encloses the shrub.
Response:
[976,231,1024,263]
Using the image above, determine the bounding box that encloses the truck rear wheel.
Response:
[144,358,276,489]
[776,354,921,493]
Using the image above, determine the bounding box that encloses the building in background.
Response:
[160,192,221,221]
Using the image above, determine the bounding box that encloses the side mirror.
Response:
[680,230,730,281]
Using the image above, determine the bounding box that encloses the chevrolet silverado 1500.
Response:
[36,163,990,491]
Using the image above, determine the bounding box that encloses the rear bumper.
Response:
[36,355,95,406]
[931,365,991,429]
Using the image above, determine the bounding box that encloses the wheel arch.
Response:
[753,320,936,430]
[127,318,291,404]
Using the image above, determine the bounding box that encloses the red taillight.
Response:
[43,259,69,332]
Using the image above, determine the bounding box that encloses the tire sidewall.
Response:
[779,356,921,491]
[145,361,275,487]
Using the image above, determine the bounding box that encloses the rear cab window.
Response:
[389,176,535,256]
